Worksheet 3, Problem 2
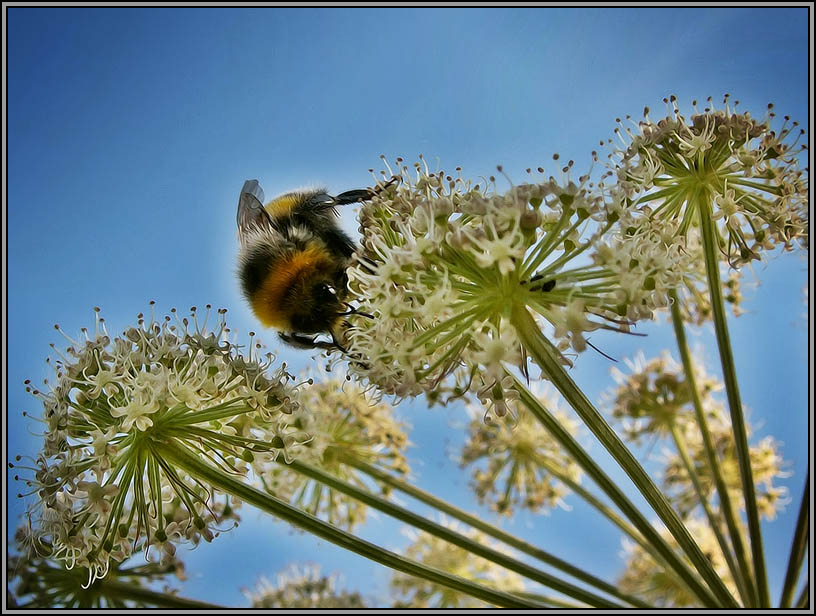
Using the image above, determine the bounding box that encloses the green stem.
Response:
[535,456,705,605]
[284,458,623,608]
[669,423,751,605]
[779,472,809,608]
[794,581,809,608]
[538,459,665,565]
[513,591,590,609]
[669,289,757,605]
[153,441,541,609]
[513,375,707,604]
[96,580,226,609]
[697,196,770,607]
[342,456,652,608]
[511,305,737,608]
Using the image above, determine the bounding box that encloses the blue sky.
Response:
[6,6,810,607]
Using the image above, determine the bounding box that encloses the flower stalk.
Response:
[697,195,770,606]
[669,288,757,604]
[511,371,712,604]
[339,454,651,608]
[154,440,543,610]
[82,580,225,609]
[510,304,737,607]
[779,472,809,608]
[282,457,624,608]
[669,422,751,605]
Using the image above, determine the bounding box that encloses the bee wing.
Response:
[237,180,272,236]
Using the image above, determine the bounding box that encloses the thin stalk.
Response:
[669,289,757,605]
[669,423,751,605]
[153,441,541,609]
[513,375,709,604]
[284,458,624,608]
[97,580,226,609]
[511,305,737,608]
[779,472,809,608]
[342,455,652,608]
[537,459,664,564]
[795,581,809,608]
[513,591,590,609]
[697,196,770,606]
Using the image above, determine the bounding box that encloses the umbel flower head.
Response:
[8,521,186,608]
[618,516,738,607]
[258,376,411,530]
[342,157,666,417]
[605,94,808,266]
[662,407,790,520]
[604,351,721,443]
[244,564,366,609]
[460,384,582,515]
[390,518,526,608]
[13,304,306,585]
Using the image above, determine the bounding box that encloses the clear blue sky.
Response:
[7,6,810,607]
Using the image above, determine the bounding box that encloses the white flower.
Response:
[18,304,302,585]
[605,95,808,266]
[342,158,646,408]
[110,387,160,431]
[246,564,366,609]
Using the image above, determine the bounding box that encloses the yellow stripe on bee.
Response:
[250,244,329,329]
[264,194,302,219]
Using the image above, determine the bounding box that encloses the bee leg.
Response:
[330,332,348,354]
[279,332,338,351]
[333,189,372,205]
[336,304,375,319]
[334,176,400,205]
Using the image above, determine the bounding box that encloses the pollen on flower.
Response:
[15,304,305,585]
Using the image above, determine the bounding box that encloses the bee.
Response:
[236,179,379,352]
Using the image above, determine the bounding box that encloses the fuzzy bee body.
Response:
[237,180,369,350]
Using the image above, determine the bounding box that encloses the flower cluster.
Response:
[675,256,748,326]
[245,564,366,609]
[13,305,305,585]
[460,385,582,515]
[258,376,411,530]
[663,410,789,520]
[617,516,739,607]
[604,351,721,443]
[591,207,701,321]
[8,521,186,608]
[390,518,526,608]
[604,95,808,266]
[342,157,664,417]
[601,350,789,520]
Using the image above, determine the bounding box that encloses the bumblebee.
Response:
[236,179,373,351]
